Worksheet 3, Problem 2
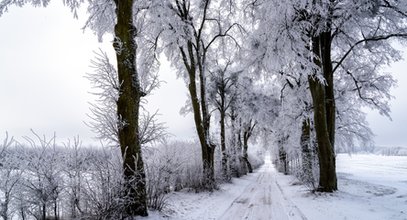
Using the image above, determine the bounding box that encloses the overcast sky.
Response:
[0,1,406,147]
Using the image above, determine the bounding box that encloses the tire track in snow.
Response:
[219,157,308,220]
[272,175,308,220]
[219,163,271,220]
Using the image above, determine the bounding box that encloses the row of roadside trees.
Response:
[1,0,407,218]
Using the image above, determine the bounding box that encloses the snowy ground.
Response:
[143,154,407,220]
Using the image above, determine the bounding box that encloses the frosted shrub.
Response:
[79,148,125,220]
[0,133,21,220]
[143,140,205,209]
[144,140,214,193]
[144,148,174,211]
[229,153,246,178]
[61,138,88,219]
[293,156,319,190]
[17,132,64,220]
[173,141,211,192]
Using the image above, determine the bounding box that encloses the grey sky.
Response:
[0,1,195,145]
[0,1,405,146]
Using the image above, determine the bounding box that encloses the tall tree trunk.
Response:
[219,87,229,180]
[42,203,46,220]
[321,31,336,148]
[2,192,9,220]
[229,107,240,177]
[171,0,216,190]
[242,122,255,173]
[309,35,337,192]
[277,136,288,175]
[113,0,147,216]
[237,121,246,175]
[181,40,215,189]
[242,132,253,173]
[198,45,216,187]
[220,109,229,179]
[54,200,58,220]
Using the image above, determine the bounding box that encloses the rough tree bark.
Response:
[237,120,245,175]
[220,102,228,179]
[180,40,215,189]
[229,106,241,177]
[309,33,337,192]
[320,31,336,149]
[175,0,216,189]
[113,0,147,216]
[242,121,255,173]
[277,136,288,175]
[214,70,232,180]
[1,189,10,220]
[198,52,216,188]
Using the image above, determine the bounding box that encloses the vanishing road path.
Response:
[154,156,308,220]
[218,157,307,220]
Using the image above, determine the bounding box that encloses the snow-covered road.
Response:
[146,156,307,220]
[218,157,306,220]
[218,162,274,219]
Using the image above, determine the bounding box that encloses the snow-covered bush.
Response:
[78,148,125,220]
[0,133,21,220]
[17,132,64,220]
[0,132,128,219]
[228,154,246,178]
[144,146,178,210]
[144,140,206,193]
[61,137,88,219]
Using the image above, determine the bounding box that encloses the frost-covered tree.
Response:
[86,49,167,216]
[86,51,165,147]
[16,131,63,220]
[335,78,374,153]
[239,80,279,173]
[270,73,317,183]
[160,0,243,188]
[221,71,279,175]
[83,1,165,214]
[0,0,164,215]
[257,53,375,188]
[61,137,87,219]
[208,60,239,180]
[109,1,148,215]
[245,0,407,192]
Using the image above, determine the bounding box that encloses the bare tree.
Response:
[62,137,87,219]
[16,131,63,220]
[0,133,22,220]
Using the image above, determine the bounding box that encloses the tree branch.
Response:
[333,33,407,74]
